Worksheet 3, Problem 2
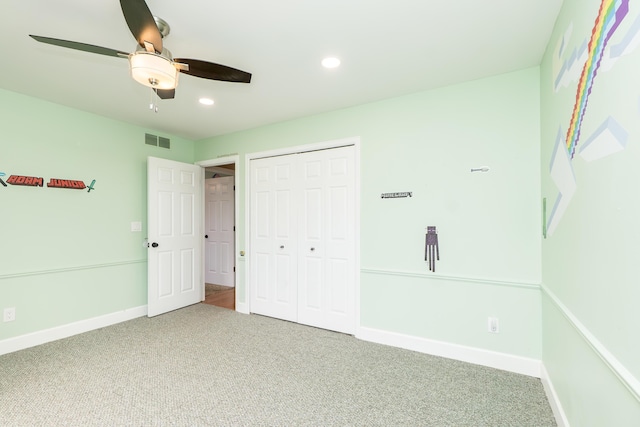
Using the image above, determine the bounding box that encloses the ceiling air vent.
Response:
[145,133,170,149]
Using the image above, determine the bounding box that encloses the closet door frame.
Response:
[244,136,361,333]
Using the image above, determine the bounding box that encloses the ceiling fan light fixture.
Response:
[129,51,178,90]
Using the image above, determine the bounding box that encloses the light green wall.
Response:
[540,0,640,423]
[196,67,542,359]
[0,88,195,340]
[1,4,637,420]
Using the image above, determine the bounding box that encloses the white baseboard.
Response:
[356,326,541,378]
[540,364,570,427]
[0,305,147,356]
[235,301,249,314]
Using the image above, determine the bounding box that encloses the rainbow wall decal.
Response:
[565,0,629,158]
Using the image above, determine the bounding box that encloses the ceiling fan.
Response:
[29,0,252,100]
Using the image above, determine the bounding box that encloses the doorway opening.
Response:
[200,160,237,311]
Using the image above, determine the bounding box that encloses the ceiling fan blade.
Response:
[154,88,175,100]
[174,59,252,83]
[119,0,162,53]
[30,35,128,58]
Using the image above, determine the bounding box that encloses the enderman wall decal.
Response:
[425,226,440,272]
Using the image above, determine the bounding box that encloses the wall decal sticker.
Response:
[554,3,640,91]
[578,116,628,161]
[547,0,635,237]
[6,175,45,187]
[0,170,95,193]
[565,0,628,159]
[47,178,86,189]
[554,25,589,92]
[381,192,412,199]
[425,226,440,272]
[604,8,640,69]
[87,179,97,193]
[548,130,578,236]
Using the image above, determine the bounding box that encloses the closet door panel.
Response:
[328,258,348,314]
[298,146,356,334]
[250,155,298,321]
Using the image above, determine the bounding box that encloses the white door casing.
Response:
[205,177,236,287]
[147,157,202,317]
[249,144,356,334]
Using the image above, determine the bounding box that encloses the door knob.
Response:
[205,235,209,238]
[151,242,159,248]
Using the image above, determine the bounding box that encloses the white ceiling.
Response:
[0,1,563,141]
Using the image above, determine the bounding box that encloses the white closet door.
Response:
[297,146,356,334]
[249,154,298,322]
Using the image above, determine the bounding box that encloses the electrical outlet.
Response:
[3,307,16,322]
[488,317,499,333]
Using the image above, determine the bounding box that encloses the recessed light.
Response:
[199,98,214,106]
[322,57,341,69]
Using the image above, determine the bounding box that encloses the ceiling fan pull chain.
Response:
[149,87,158,113]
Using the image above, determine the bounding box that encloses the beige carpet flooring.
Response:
[0,303,556,426]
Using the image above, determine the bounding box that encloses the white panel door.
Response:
[205,177,235,287]
[297,146,356,334]
[147,157,202,317]
[249,154,298,322]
